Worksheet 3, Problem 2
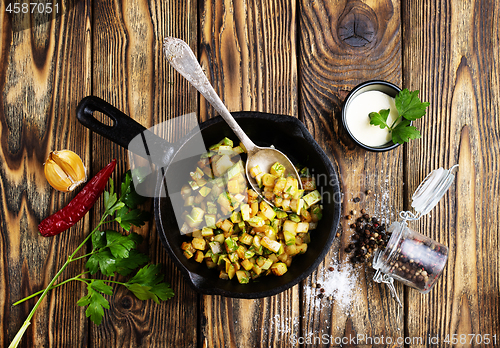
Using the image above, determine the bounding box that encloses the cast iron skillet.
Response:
[77,96,341,298]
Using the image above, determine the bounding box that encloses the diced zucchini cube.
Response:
[227,264,236,279]
[252,265,262,276]
[185,214,202,228]
[194,250,204,263]
[236,245,246,259]
[283,231,296,246]
[261,236,281,253]
[218,145,234,156]
[224,237,239,253]
[296,222,309,233]
[183,250,194,259]
[213,155,234,177]
[288,213,301,223]
[268,253,278,263]
[249,165,263,178]
[240,204,251,221]
[232,146,244,155]
[255,173,264,188]
[270,162,286,177]
[290,199,303,215]
[241,259,253,271]
[283,220,298,235]
[303,190,321,206]
[282,199,291,211]
[220,219,234,234]
[273,177,287,195]
[192,237,206,251]
[244,249,255,259]
[247,216,265,228]
[230,211,242,224]
[228,252,239,263]
[278,252,288,262]
[184,196,195,207]
[227,160,245,180]
[253,235,261,248]
[296,243,308,254]
[293,189,304,200]
[204,214,217,229]
[271,262,288,276]
[207,202,218,215]
[261,258,273,270]
[236,270,250,284]
[260,201,276,220]
[202,227,214,237]
[285,244,299,256]
[239,232,253,245]
[199,186,211,197]
[262,173,277,187]
[275,210,288,219]
[227,179,239,194]
[213,234,225,244]
[188,180,200,190]
[191,206,205,222]
[221,137,234,147]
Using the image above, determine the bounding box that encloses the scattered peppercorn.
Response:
[353,197,360,203]
[366,189,372,195]
[346,209,392,265]
[328,266,334,271]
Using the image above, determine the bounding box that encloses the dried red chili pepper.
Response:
[38,159,117,237]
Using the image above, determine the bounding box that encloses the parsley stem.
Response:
[9,214,108,348]
[389,115,402,130]
[12,272,90,306]
[71,252,96,262]
[101,279,127,286]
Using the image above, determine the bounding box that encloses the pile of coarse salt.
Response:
[304,252,359,311]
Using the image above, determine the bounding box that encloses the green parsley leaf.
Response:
[115,208,149,231]
[395,89,430,121]
[105,230,141,259]
[125,264,175,303]
[115,250,149,276]
[90,279,113,296]
[369,109,390,129]
[92,230,107,249]
[121,171,147,209]
[391,119,422,144]
[77,281,111,325]
[86,250,116,276]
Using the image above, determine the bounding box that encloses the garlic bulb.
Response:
[44,150,87,192]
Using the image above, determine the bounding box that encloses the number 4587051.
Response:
[444,334,497,345]
[5,3,59,14]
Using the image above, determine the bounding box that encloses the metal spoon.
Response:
[163,37,302,206]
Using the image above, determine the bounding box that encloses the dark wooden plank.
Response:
[402,0,500,343]
[91,0,198,347]
[199,1,300,347]
[298,0,404,345]
[0,1,91,346]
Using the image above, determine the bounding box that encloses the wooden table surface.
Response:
[1,0,499,347]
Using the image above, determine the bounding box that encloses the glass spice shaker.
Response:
[372,165,459,306]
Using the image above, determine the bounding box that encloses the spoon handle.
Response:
[163,37,256,153]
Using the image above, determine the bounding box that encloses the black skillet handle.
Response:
[76,96,175,168]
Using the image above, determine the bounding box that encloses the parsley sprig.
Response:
[369,88,430,144]
[10,171,174,347]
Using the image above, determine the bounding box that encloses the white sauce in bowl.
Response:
[345,90,399,147]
